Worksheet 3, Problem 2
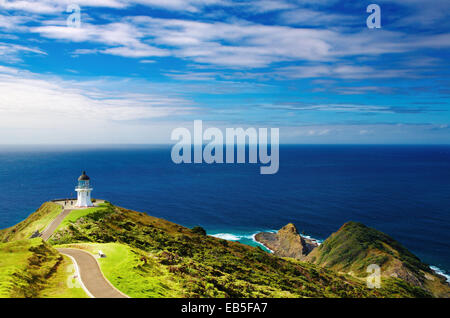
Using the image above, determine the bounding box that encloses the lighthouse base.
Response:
[75,188,93,208]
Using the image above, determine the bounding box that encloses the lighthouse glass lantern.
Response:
[75,171,93,207]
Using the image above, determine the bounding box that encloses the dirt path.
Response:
[57,248,128,298]
[40,209,72,241]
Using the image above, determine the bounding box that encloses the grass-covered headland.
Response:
[0,201,449,298]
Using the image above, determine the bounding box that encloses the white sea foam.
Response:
[211,233,242,241]
[210,230,322,254]
[302,235,323,245]
[251,233,274,253]
[430,266,450,283]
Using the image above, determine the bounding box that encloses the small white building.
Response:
[75,171,93,207]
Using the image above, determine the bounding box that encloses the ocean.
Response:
[0,145,449,277]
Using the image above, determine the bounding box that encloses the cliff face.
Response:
[255,223,318,260]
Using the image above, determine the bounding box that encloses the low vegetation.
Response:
[306,222,450,297]
[48,203,433,298]
[1,202,448,298]
[55,242,183,298]
[56,203,109,231]
[0,202,62,242]
[0,238,87,298]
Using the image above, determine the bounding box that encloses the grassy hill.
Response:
[0,238,87,298]
[0,202,62,242]
[46,202,433,298]
[306,222,450,297]
[0,202,447,298]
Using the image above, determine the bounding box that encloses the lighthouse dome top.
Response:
[78,171,90,181]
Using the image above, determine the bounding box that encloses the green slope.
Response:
[47,203,430,298]
[56,203,108,231]
[1,202,447,298]
[0,202,62,242]
[54,242,183,298]
[0,238,87,298]
[306,222,450,297]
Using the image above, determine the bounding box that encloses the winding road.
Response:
[40,209,72,241]
[57,248,128,298]
[41,204,128,298]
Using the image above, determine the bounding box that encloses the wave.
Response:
[430,266,450,283]
[210,231,274,252]
[250,233,274,253]
[210,230,323,253]
[210,233,244,241]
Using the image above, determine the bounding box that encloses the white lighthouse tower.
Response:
[75,171,93,207]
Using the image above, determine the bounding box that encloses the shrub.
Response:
[191,226,206,236]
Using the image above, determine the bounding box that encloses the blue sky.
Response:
[0,0,449,144]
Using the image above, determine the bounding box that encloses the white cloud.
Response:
[0,13,32,30]
[0,0,226,13]
[278,8,356,27]
[0,0,128,13]
[274,64,412,79]
[101,43,168,58]
[265,103,397,114]
[242,0,296,13]
[34,16,449,68]
[0,66,194,124]
[0,42,46,62]
[139,59,155,63]
[164,71,218,81]
[0,66,200,143]
[0,0,62,14]
[2,1,449,69]
[31,21,169,58]
[280,123,450,144]
[133,0,227,12]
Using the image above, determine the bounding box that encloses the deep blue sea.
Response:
[0,145,449,277]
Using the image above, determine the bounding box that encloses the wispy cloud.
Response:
[0,0,227,14]
[26,14,450,68]
[0,65,194,122]
[264,103,435,114]
[0,0,448,143]
[0,42,46,62]
[274,64,414,79]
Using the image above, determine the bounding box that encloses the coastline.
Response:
[209,229,323,255]
[1,146,450,280]
[210,229,450,284]
[430,266,450,283]
[251,233,274,253]
[209,231,276,253]
[2,200,449,298]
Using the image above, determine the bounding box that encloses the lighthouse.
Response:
[75,171,93,207]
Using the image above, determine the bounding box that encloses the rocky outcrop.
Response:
[255,223,318,260]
